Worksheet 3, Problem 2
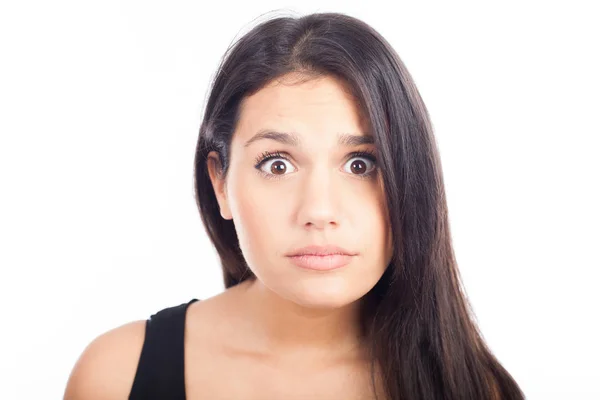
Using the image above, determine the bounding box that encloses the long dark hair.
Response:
[193,11,524,400]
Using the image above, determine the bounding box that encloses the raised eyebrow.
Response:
[243,129,375,148]
[244,130,299,147]
[338,133,375,147]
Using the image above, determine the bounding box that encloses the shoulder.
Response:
[63,319,147,400]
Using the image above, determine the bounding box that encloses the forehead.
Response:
[234,73,369,141]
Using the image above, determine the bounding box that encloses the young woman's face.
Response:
[209,73,393,309]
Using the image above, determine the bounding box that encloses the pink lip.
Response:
[287,254,354,271]
[285,245,357,271]
[286,245,356,257]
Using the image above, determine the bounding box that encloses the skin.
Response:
[197,72,393,397]
[63,72,393,399]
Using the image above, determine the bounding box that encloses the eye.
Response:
[254,150,378,180]
[254,151,297,178]
[342,151,378,178]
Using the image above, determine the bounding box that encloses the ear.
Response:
[207,151,232,220]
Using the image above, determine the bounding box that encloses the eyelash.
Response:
[253,150,378,181]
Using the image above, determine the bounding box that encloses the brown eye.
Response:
[343,156,376,176]
[270,160,287,175]
[258,158,296,177]
[350,159,367,174]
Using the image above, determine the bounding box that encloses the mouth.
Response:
[286,244,357,257]
[285,245,357,271]
[286,254,355,271]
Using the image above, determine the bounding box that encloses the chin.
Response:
[280,278,364,310]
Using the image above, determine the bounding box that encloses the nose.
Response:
[296,166,341,230]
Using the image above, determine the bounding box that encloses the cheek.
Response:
[227,173,286,268]
[357,175,393,269]
[364,192,393,265]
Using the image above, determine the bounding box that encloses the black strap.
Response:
[129,298,199,400]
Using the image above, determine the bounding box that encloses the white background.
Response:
[1,1,598,399]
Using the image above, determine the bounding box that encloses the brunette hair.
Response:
[193,11,524,400]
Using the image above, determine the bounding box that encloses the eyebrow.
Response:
[243,129,375,148]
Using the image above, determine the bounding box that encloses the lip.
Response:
[286,245,357,257]
[285,245,357,271]
[287,254,355,271]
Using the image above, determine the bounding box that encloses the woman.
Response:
[65,12,525,400]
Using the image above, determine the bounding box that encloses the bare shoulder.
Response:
[63,319,147,400]
[182,284,259,398]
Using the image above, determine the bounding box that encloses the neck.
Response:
[234,278,366,360]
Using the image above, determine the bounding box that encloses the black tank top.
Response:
[129,298,199,399]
